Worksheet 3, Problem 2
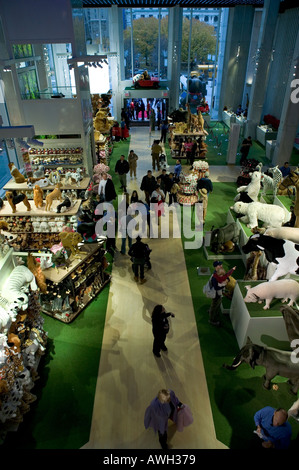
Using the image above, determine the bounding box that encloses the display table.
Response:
[40,241,111,323]
[0,199,81,216]
[222,110,235,128]
[230,281,290,348]
[256,126,278,146]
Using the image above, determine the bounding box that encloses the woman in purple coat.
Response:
[144,389,183,450]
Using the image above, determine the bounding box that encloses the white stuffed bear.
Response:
[232,201,291,229]
[235,171,261,202]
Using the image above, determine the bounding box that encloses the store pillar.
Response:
[167,6,182,113]
[245,0,280,140]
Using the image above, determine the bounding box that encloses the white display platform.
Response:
[230,282,290,348]
[256,126,278,146]
[266,140,276,160]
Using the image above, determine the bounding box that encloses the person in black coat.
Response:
[115,155,130,193]
[128,236,149,284]
[98,172,117,203]
[140,170,157,205]
[151,305,175,358]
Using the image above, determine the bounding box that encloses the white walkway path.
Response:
[82,127,233,449]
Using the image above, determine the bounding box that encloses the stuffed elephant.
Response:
[223,337,299,394]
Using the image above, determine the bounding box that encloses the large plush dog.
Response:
[242,233,299,281]
[59,231,84,258]
[6,191,31,213]
[223,337,299,394]
[45,183,62,211]
[232,201,290,229]
[8,162,26,184]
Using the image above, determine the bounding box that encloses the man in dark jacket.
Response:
[128,236,150,284]
[115,154,130,193]
[140,170,157,205]
[196,171,213,194]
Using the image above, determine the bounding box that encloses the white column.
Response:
[167,6,183,112]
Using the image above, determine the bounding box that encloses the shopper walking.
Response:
[119,206,134,255]
[196,171,213,194]
[115,154,130,193]
[128,236,149,284]
[97,172,117,204]
[160,120,169,144]
[151,140,163,171]
[239,136,252,166]
[128,149,139,178]
[151,304,175,357]
[144,389,184,450]
[198,187,208,222]
[150,109,156,131]
[140,170,157,205]
[174,160,182,181]
[208,261,236,327]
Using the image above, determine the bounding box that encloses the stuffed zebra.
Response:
[1,266,38,310]
[268,166,283,197]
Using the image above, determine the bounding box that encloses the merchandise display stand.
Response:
[40,241,111,323]
[169,130,207,160]
[0,251,47,442]
[230,281,290,348]
[3,176,91,193]
[0,199,81,217]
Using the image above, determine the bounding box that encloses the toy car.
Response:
[133,74,159,89]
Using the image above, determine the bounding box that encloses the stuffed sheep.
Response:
[232,201,291,229]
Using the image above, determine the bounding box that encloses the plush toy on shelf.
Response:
[27,253,47,293]
[8,162,26,184]
[234,171,261,203]
[6,190,31,213]
[59,231,84,259]
[45,183,62,211]
[33,185,44,209]
[33,165,45,179]
[56,196,71,214]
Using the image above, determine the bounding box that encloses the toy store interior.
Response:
[0,0,299,455]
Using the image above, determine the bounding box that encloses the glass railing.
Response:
[20,86,77,100]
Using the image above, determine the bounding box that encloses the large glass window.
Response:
[13,43,75,99]
[179,8,218,113]
[84,8,110,53]
[123,8,169,80]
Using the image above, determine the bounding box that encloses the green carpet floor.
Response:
[180,181,298,449]
[1,125,298,449]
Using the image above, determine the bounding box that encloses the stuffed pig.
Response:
[244,279,299,310]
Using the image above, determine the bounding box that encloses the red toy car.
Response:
[133,76,159,89]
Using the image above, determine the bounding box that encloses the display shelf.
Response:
[256,126,278,146]
[203,243,243,260]
[169,130,207,160]
[0,199,81,217]
[40,241,111,323]
[42,242,103,283]
[230,281,291,349]
[3,176,91,192]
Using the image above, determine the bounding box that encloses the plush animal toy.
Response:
[59,231,84,258]
[232,201,291,229]
[234,171,261,203]
[261,226,299,244]
[45,183,62,211]
[6,191,31,213]
[8,162,26,184]
[27,253,47,293]
[1,265,38,310]
[27,177,49,189]
[243,279,299,310]
[33,165,45,179]
[56,197,71,214]
[33,185,43,209]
